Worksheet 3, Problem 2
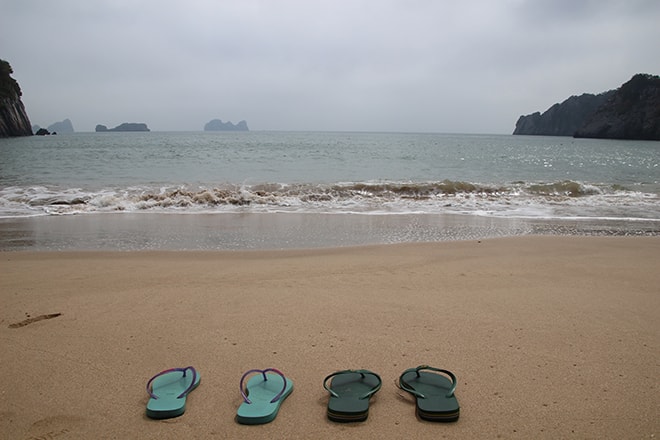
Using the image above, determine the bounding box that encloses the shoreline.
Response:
[1,211,658,251]
[2,236,658,439]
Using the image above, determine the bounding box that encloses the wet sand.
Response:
[1,236,658,439]
[1,212,658,251]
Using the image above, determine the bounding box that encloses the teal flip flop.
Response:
[398,365,460,422]
[323,369,382,423]
[236,368,293,425]
[146,366,200,419]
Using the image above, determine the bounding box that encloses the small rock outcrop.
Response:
[35,128,51,136]
[0,59,32,137]
[204,119,249,131]
[96,122,150,132]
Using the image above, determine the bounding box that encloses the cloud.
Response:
[2,0,659,133]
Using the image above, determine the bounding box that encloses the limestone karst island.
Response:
[0,59,32,137]
[204,119,249,131]
[514,73,660,140]
[96,123,150,132]
[1,58,657,140]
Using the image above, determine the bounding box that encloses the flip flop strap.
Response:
[323,369,382,399]
[146,366,197,400]
[398,365,456,399]
[240,368,288,404]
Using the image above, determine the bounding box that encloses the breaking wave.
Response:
[1,179,659,220]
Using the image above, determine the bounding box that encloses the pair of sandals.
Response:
[145,367,292,424]
[324,365,459,423]
[145,364,459,424]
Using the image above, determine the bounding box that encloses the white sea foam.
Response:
[1,180,659,222]
[2,132,659,227]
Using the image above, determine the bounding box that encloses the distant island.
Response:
[514,73,660,140]
[96,122,150,132]
[33,118,75,135]
[48,118,75,133]
[0,59,32,137]
[204,119,249,131]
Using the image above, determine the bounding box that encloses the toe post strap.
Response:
[240,368,288,404]
[146,366,198,400]
[399,365,457,398]
[323,369,382,399]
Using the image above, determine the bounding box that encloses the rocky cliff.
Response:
[204,119,249,131]
[513,92,614,136]
[0,59,32,137]
[514,73,660,140]
[574,74,660,140]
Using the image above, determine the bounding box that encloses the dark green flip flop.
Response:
[146,366,200,419]
[236,368,293,425]
[398,365,460,422]
[323,369,382,423]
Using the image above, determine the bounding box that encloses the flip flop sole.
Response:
[418,407,460,422]
[326,372,380,423]
[236,373,293,425]
[327,408,369,423]
[146,371,201,419]
[400,370,459,423]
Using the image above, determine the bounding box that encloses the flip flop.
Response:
[398,365,460,422]
[323,369,382,422]
[236,368,293,425]
[146,366,200,419]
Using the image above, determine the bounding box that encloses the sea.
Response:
[1,131,658,250]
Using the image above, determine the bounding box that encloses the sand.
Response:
[1,236,658,439]
[3,212,658,252]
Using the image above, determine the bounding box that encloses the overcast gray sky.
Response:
[2,0,659,133]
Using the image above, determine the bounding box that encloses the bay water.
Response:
[1,131,658,249]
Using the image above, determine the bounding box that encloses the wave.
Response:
[1,180,659,220]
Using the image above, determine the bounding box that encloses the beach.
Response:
[2,212,658,252]
[1,235,658,439]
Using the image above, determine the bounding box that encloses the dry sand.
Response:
[1,236,658,439]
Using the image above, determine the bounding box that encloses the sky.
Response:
[2,0,659,134]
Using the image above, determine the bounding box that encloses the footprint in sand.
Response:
[23,415,83,440]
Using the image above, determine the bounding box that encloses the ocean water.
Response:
[0,131,659,249]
